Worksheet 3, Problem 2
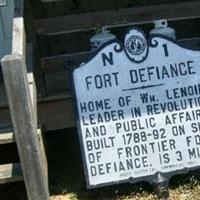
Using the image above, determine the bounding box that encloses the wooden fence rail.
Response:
[1,54,49,200]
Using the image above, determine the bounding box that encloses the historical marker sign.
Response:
[72,28,200,188]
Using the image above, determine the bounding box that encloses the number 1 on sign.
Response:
[162,44,169,57]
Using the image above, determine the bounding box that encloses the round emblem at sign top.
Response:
[124,28,148,63]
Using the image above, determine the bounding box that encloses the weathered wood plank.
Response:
[25,1,47,96]
[41,51,91,72]
[0,84,75,131]
[0,96,75,131]
[38,96,75,130]
[0,121,13,144]
[27,45,37,124]
[35,1,200,35]
[0,163,23,184]
[0,131,14,144]
[28,74,37,125]
[0,126,43,145]
[34,0,191,19]
[1,54,49,200]
[37,128,48,185]
[12,14,26,57]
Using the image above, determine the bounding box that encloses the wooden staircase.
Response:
[0,122,23,184]
[0,1,50,199]
[0,163,22,184]
[0,123,46,185]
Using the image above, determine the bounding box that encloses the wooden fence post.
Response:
[1,54,50,200]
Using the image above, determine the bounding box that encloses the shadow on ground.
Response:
[1,128,200,200]
[47,128,155,200]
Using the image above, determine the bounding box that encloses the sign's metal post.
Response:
[153,173,169,200]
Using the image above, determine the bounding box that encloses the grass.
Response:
[2,129,200,200]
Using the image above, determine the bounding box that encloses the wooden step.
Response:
[35,1,200,35]
[0,163,23,184]
[0,127,47,184]
[0,128,14,145]
[0,121,13,144]
[0,124,42,145]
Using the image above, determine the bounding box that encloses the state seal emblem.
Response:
[124,28,148,63]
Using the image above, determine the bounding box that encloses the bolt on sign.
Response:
[71,28,200,188]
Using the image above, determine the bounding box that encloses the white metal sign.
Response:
[72,28,200,188]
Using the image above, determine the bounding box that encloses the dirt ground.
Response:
[1,129,200,200]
